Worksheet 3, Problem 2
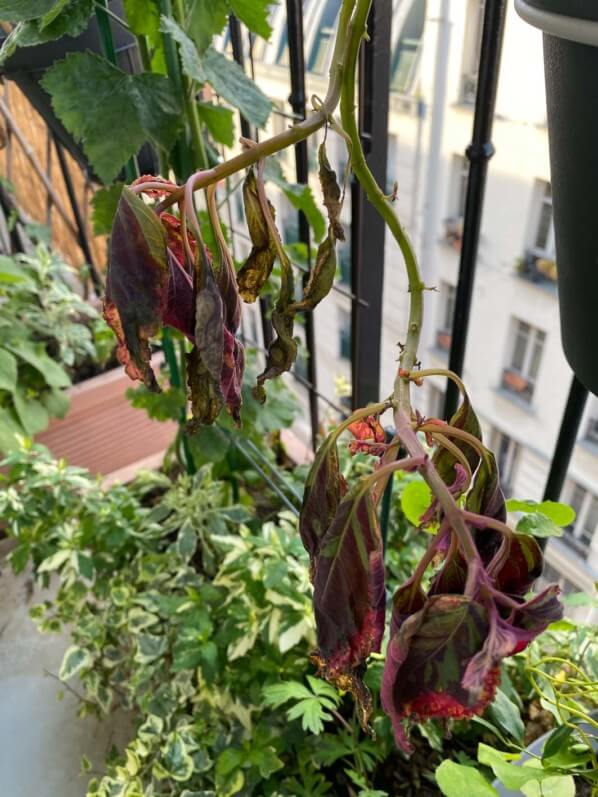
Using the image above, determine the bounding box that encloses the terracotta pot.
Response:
[502,369,530,394]
[35,368,177,483]
[436,330,452,351]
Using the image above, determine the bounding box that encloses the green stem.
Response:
[173,0,208,170]
[339,0,423,417]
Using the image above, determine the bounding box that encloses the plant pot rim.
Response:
[515,0,598,46]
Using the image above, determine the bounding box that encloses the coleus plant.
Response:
[98,0,562,754]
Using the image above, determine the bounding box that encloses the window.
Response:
[564,482,598,559]
[338,308,351,360]
[455,156,469,220]
[308,0,341,74]
[502,319,546,402]
[460,1,485,104]
[390,0,425,94]
[338,240,351,285]
[490,428,519,491]
[436,282,455,351]
[531,181,554,257]
[445,157,468,247]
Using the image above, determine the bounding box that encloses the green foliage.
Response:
[0,246,111,451]
[91,182,125,236]
[400,478,433,527]
[42,53,182,183]
[507,498,575,539]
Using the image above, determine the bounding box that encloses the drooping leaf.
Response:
[382,595,496,753]
[494,532,543,596]
[0,0,93,64]
[202,47,271,129]
[6,341,70,387]
[467,448,506,522]
[264,157,326,243]
[104,186,168,390]
[289,229,337,313]
[91,182,125,236]
[0,348,17,392]
[486,688,525,744]
[311,484,385,731]
[41,52,181,182]
[237,168,277,302]
[477,744,561,791]
[195,101,235,147]
[432,389,482,485]
[229,0,275,40]
[317,142,345,241]
[13,390,49,435]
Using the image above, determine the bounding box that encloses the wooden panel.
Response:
[36,369,176,478]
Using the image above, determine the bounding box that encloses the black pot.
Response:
[515,0,598,395]
[0,2,156,178]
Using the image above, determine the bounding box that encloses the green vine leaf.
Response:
[229,0,275,41]
[0,0,60,22]
[195,101,235,147]
[91,182,125,236]
[187,0,230,54]
[41,52,181,182]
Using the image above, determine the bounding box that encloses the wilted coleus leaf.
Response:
[236,167,277,303]
[104,186,170,391]
[467,448,506,522]
[311,484,385,731]
[432,387,482,484]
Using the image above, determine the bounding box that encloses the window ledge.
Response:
[428,346,449,361]
[577,437,598,457]
[515,270,558,296]
[493,386,537,415]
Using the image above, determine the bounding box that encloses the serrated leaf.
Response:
[41,52,180,182]
[401,479,433,526]
[516,512,563,539]
[229,0,275,40]
[436,760,499,797]
[59,645,92,680]
[187,0,229,54]
[0,0,58,21]
[0,0,93,64]
[202,47,271,129]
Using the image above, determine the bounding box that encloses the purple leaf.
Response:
[311,485,385,731]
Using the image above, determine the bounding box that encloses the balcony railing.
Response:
[516,251,557,286]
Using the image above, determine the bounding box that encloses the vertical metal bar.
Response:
[53,138,103,293]
[543,376,588,503]
[286,0,319,451]
[443,0,507,420]
[350,0,392,408]
[229,15,273,349]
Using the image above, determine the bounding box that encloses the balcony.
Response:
[516,250,557,287]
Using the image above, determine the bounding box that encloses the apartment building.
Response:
[230,0,598,591]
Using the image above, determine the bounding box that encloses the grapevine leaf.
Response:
[237,168,277,302]
[0,0,58,21]
[41,53,181,183]
[104,187,168,390]
[311,485,386,731]
[318,142,345,241]
[0,0,93,64]
[187,0,229,54]
[202,47,271,128]
[229,0,275,40]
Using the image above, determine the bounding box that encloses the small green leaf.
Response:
[229,0,275,40]
[9,542,31,574]
[436,760,499,797]
[38,548,71,573]
[59,645,92,680]
[506,499,575,527]
[186,0,229,54]
[6,341,71,387]
[13,390,50,435]
[161,733,194,782]
[516,512,563,539]
[521,774,575,797]
[478,744,558,790]
[487,688,525,745]
[91,182,125,235]
[0,256,27,283]
[400,479,433,526]
[0,348,18,392]
[41,388,70,419]
[195,101,234,147]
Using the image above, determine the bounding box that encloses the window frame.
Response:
[530,181,555,259]
[502,318,546,401]
[564,481,598,559]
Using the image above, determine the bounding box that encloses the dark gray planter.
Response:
[515,0,598,395]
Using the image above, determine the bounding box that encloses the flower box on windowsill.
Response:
[516,251,557,285]
[443,216,463,251]
[501,368,532,398]
[436,329,452,351]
